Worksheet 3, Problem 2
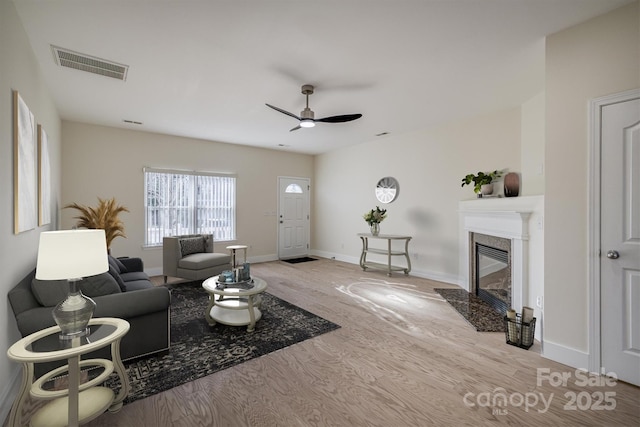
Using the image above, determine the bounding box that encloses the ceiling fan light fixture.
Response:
[266,84,361,132]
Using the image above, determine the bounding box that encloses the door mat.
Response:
[282,257,318,264]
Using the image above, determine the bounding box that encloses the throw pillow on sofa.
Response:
[31,279,68,307]
[108,255,128,273]
[31,273,122,307]
[107,264,128,292]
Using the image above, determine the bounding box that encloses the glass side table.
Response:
[226,244,248,269]
[6,317,130,427]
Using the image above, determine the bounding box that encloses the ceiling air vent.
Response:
[51,45,128,81]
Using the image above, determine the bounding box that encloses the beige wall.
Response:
[313,106,522,284]
[61,122,314,274]
[3,0,636,418]
[521,92,545,196]
[544,1,639,361]
[0,0,61,417]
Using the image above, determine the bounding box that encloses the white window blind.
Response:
[144,168,236,246]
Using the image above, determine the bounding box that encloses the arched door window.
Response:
[285,183,303,194]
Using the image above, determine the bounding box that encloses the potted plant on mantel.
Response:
[461,170,502,197]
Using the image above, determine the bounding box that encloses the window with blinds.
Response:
[144,168,236,246]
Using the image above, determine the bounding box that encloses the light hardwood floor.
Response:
[11,258,640,426]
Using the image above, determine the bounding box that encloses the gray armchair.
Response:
[163,234,231,283]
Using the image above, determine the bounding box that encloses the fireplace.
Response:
[472,235,511,315]
[459,208,532,313]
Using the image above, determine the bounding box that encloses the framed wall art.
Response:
[13,90,37,234]
[38,124,51,226]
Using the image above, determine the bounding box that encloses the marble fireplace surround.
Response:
[459,206,532,313]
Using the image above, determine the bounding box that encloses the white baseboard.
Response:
[410,269,462,287]
[311,250,461,286]
[248,254,279,264]
[1,367,21,425]
[146,266,163,277]
[149,251,462,287]
[311,250,359,265]
[542,339,590,371]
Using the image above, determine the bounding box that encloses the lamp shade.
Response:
[36,229,108,280]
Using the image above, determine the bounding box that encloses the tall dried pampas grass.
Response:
[64,197,129,252]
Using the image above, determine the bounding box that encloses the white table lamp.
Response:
[36,229,108,339]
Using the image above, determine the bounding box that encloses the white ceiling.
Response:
[13,0,631,155]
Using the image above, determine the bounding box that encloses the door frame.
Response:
[277,176,311,259]
[587,88,640,375]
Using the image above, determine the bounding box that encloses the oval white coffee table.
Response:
[202,276,267,332]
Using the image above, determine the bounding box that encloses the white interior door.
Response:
[278,177,310,259]
[601,95,640,386]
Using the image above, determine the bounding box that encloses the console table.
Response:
[357,233,412,276]
[6,318,130,427]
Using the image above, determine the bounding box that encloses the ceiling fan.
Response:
[266,84,362,132]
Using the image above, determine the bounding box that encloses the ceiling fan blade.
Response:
[265,103,301,121]
[315,113,362,123]
[289,125,301,132]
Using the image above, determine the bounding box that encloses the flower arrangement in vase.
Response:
[363,206,387,236]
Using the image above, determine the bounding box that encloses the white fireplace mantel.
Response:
[462,210,531,240]
[459,205,533,312]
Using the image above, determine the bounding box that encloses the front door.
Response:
[600,93,640,386]
[278,177,310,260]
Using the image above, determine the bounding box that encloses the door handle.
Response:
[606,250,620,259]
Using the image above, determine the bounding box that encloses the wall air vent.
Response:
[51,45,128,81]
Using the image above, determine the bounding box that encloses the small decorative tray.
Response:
[215,278,254,290]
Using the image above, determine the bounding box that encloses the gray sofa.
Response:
[163,234,230,283]
[8,256,171,374]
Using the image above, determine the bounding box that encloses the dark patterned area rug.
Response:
[108,281,340,404]
[434,288,504,332]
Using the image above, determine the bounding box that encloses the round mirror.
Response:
[375,177,399,203]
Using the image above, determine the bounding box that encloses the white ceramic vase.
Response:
[481,183,494,196]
